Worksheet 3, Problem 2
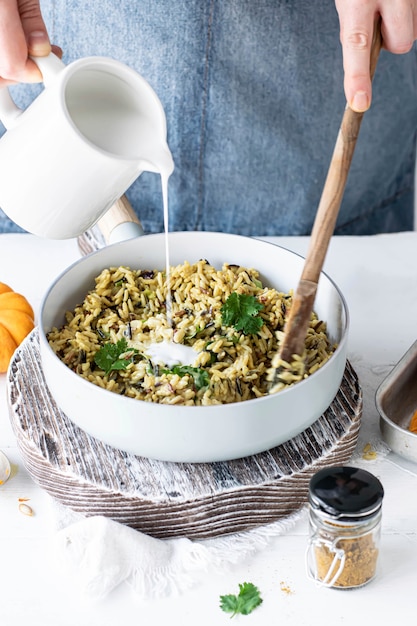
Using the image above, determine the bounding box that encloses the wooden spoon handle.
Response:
[277,18,382,365]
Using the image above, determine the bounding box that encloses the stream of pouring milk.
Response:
[140,154,197,367]
[142,172,198,367]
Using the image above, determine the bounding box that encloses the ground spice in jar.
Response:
[307,466,384,589]
[314,529,379,588]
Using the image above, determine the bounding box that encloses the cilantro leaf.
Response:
[219,594,240,616]
[162,365,209,390]
[220,582,263,617]
[236,582,263,615]
[221,293,264,335]
[94,338,139,374]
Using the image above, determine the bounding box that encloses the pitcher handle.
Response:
[0,53,65,129]
[30,52,66,86]
[0,89,22,128]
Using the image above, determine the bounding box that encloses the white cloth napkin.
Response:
[49,505,303,602]
[51,515,211,600]
[48,417,388,603]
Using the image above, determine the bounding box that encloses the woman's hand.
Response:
[0,0,61,87]
[335,0,417,111]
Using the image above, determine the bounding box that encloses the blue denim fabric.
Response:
[1,0,416,235]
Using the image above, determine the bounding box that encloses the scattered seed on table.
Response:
[18,503,34,516]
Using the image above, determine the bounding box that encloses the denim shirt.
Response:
[1,0,416,235]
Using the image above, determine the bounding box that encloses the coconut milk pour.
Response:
[158,171,196,366]
[139,146,196,367]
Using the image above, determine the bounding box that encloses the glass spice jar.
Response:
[306,466,384,589]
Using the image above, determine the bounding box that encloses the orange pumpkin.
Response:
[0,282,35,373]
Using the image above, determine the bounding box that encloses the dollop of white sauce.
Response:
[145,340,197,367]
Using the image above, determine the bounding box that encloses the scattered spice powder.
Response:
[362,443,378,461]
[279,581,293,595]
[314,531,378,588]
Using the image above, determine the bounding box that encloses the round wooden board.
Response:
[7,329,362,539]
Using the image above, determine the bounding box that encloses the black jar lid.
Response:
[309,466,384,521]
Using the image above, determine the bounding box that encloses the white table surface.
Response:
[1,231,417,626]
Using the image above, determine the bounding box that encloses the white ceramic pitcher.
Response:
[0,54,173,239]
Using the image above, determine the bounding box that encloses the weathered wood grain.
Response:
[7,329,362,539]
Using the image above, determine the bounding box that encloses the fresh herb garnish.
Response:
[220,582,263,617]
[221,293,264,335]
[186,325,202,340]
[162,365,209,390]
[94,338,139,374]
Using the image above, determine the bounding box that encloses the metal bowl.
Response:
[376,340,417,464]
[38,231,349,463]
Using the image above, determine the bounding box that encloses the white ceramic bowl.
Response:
[39,232,349,462]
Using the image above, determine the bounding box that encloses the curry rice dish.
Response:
[47,260,335,406]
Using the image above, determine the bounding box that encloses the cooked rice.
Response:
[47,261,335,405]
